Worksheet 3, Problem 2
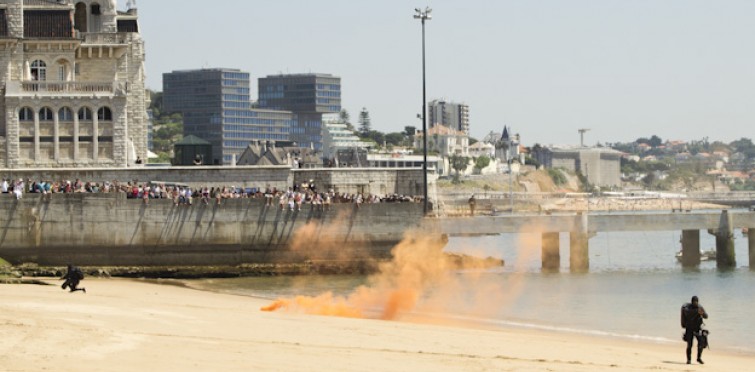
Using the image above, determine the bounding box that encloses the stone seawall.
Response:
[0,193,426,266]
[0,166,431,196]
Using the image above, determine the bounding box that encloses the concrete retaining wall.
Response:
[0,193,425,266]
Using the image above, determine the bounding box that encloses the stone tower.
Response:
[0,0,148,169]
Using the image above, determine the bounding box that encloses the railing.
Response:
[80,32,129,45]
[21,81,121,94]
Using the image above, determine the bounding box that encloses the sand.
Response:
[1,279,752,371]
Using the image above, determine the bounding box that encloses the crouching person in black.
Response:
[61,264,86,293]
[681,295,708,364]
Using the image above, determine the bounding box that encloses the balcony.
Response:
[79,32,129,45]
[7,81,127,97]
[77,32,130,59]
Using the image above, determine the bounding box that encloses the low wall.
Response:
[294,168,428,196]
[0,165,293,190]
[0,193,426,266]
[0,166,430,196]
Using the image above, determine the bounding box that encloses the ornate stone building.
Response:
[0,0,148,169]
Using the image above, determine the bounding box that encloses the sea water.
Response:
[190,214,755,354]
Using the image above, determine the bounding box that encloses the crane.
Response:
[578,128,591,147]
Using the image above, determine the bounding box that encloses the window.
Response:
[78,107,93,121]
[91,3,101,15]
[59,107,74,121]
[97,107,112,121]
[19,107,34,121]
[39,107,53,121]
[31,60,46,81]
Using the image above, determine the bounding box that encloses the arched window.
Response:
[78,107,93,121]
[31,60,47,81]
[74,2,87,33]
[39,107,54,121]
[19,107,34,121]
[97,107,112,121]
[59,107,74,121]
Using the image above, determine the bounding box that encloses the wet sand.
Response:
[1,278,752,371]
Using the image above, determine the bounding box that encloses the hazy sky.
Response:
[121,0,754,147]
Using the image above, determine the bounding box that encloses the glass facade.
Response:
[257,73,341,151]
[163,69,293,165]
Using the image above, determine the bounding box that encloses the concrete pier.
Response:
[541,232,560,272]
[569,213,590,272]
[569,233,589,272]
[680,230,701,267]
[712,210,736,269]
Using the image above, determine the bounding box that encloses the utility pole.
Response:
[414,7,432,215]
[578,128,591,147]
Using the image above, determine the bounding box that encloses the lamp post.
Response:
[414,7,432,215]
[508,159,514,213]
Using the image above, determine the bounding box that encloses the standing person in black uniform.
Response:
[61,264,86,293]
[681,295,708,364]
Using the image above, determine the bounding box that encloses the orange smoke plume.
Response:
[261,292,363,318]
[261,233,451,320]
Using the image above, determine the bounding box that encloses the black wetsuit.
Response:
[681,302,708,363]
[61,266,85,293]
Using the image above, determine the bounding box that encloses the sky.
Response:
[121,0,755,147]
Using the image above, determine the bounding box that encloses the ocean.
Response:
[188,213,755,355]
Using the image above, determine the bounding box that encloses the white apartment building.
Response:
[321,119,370,160]
[414,125,469,158]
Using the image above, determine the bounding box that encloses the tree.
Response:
[404,126,416,137]
[642,172,656,189]
[449,155,470,183]
[340,109,354,131]
[365,130,385,146]
[548,168,567,186]
[730,137,755,160]
[474,155,491,170]
[358,107,371,136]
[384,132,404,147]
[649,135,663,147]
[730,137,754,153]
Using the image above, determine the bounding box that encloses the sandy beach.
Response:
[1,279,752,371]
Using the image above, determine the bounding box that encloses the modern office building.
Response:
[163,68,295,165]
[258,73,341,151]
[0,0,149,168]
[428,99,469,135]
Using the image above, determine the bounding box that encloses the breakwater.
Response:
[0,193,426,267]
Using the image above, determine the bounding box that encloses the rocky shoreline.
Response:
[0,253,505,280]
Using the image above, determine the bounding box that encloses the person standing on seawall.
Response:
[681,295,708,364]
[468,194,476,216]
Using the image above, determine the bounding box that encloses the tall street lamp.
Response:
[414,7,431,215]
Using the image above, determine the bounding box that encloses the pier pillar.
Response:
[569,213,589,272]
[748,228,755,270]
[712,210,736,269]
[541,232,560,272]
[681,230,701,267]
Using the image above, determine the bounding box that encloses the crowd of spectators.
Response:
[1,178,421,209]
